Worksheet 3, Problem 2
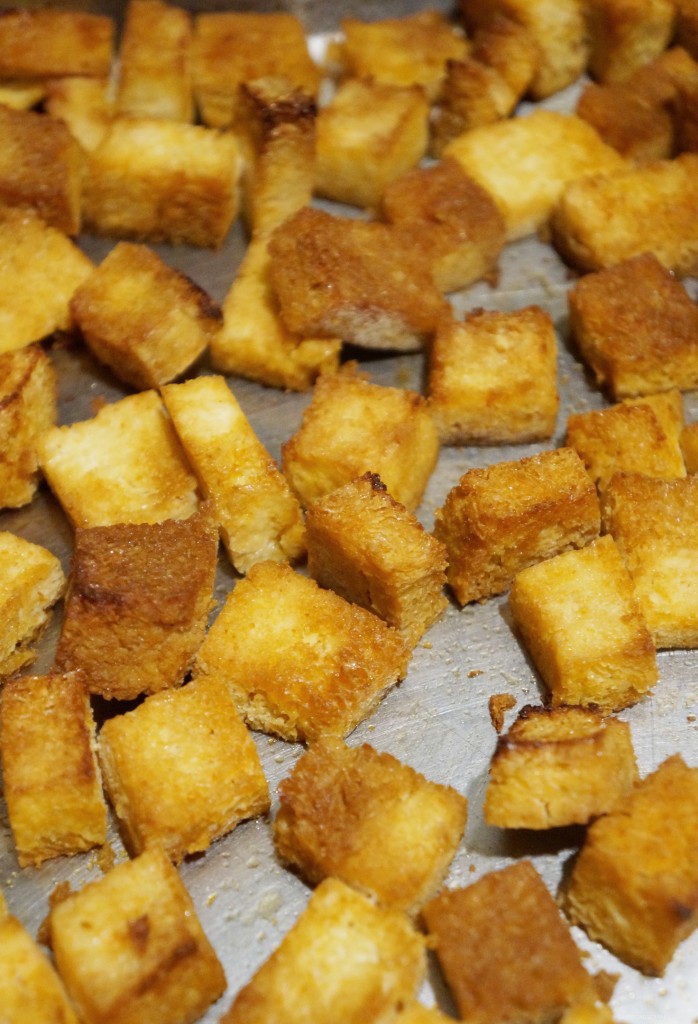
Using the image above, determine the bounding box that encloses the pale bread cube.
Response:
[585,0,676,84]
[0,671,107,867]
[0,344,57,509]
[0,914,79,1024]
[44,76,114,153]
[0,532,65,680]
[50,845,226,1024]
[0,8,114,79]
[509,534,658,712]
[115,0,193,122]
[192,560,411,743]
[680,419,698,472]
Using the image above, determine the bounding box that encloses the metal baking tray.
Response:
[1,4,697,1022]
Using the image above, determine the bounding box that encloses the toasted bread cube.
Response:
[575,79,675,162]
[83,116,240,248]
[281,368,439,511]
[565,754,698,975]
[509,534,658,712]
[161,375,306,572]
[565,390,686,493]
[680,419,698,471]
[444,110,625,241]
[427,305,558,444]
[305,472,447,645]
[0,345,56,508]
[423,860,596,1024]
[274,737,467,914]
[70,242,220,390]
[314,78,429,211]
[44,76,114,153]
[37,390,200,528]
[0,9,114,80]
[99,674,269,862]
[115,0,193,122]
[221,877,425,1024]
[585,0,676,84]
[434,448,600,606]
[380,157,506,294]
[484,704,638,829]
[55,510,217,701]
[551,154,698,276]
[0,671,107,867]
[50,845,226,1024]
[0,914,79,1024]
[268,207,448,352]
[0,532,65,680]
[193,560,411,742]
[193,12,320,129]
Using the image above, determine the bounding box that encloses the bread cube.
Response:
[423,860,596,1024]
[551,154,698,276]
[193,560,411,742]
[565,754,698,975]
[44,76,114,153]
[115,0,193,122]
[305,472,447,645]
[161,374,306,572]
[0,8,114,79]
[71,242,221,390]
[37,389,200,528]
[0,532,65,680]
[50,844,226,1024]
[568,252,698,399]
[433,447,600,606]
[268,207,449,351]
[427,305,559,444]
[484,704,638,829]
[193,11,320,129]
[0,344,57,508]
[380,157,506,294]
[99,674,269,862]
[220,877,426,1024]
[575,78,675,163]
[281,368,439,511]
[0,671,107,867]
[444,110,625,241]
[55,509,217,701]
[585,0,676,84]
[509,534,658,712]
[0,914,79,1024]
[82,116,240,248]
[680,419,698,472]
[274,737,467,914]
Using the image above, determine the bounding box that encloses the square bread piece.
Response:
[0,8,114,79]
[82,116,241,248]
[281,368,440,511]
[568,251,698,399]
[0,206,94,355]
[0,532,65,680]
[483,704,639,829]
[314,78,429,211]
[162,374,306,572]
[55,509,217,701]
[0,344,57,509]
[433,447,600,606]
[98,674,269,863]
[115,0,193,122]
[509,534,658,713]
[0,914,80,1024]
[427,305,559,445]
[443,109,625,241]
[575,77,675,164]
[37,389,200,528]
[423,860,596,1024]
[0,671,107,868]
[274,737,467,915]
[70,241,221,390]
[602,471,698,648]
[50,844,226,1024]
[380,157,506,294]
[564,754,698,975]
[192,560,411,743]
[44,76,114,154]
[585,0,677,84]
[220,876,426,1024]
[305,472,447,645]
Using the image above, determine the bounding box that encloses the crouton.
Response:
[575,78,676,162]
[0,532,65,680]
[115,0,193,122]
[509,534,658,713]
[585,0,676,84]
[0,8,114,80]
[0,344,56,509]
[44,76,114,153]
[0,914,79,1024]
[680,419,698,472]
[0,671,107,867]
[433,447,600,606]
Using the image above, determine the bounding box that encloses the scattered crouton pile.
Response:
[1,1,698,1023]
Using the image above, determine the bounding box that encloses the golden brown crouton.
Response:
[575,78,676,162]
[55,509,217,702]
[44,76,114,153]
[0,914,79,1024]
[0,344,56,509]
[0,671,107,867]
[50,845,226,1024]
[0,8,114,80]
[509,534,658,712]
[433,447,600,606]
[564,754,698,975]
[115,0,193,122]
[585,0,676,84]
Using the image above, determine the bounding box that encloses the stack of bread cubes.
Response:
[1,1,698,1023]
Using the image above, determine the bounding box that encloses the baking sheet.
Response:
[1,5,698,1022]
